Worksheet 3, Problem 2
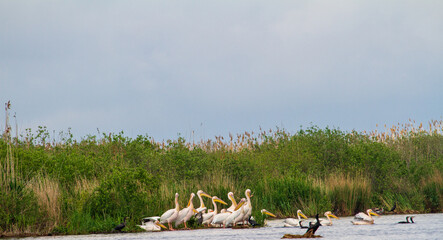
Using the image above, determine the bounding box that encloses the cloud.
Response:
[1,1,442,140]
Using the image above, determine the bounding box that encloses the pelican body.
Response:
[283,210,308,227]
[319,211,339,226]
[223,198,246,228]
[202,196,228,226]
[351,209,380,225]
[235,189,252,225]
[175,193,197,229]
[160,193,180,230]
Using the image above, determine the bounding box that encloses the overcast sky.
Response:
[1,1,442,142]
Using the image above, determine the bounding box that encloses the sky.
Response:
[1,0,442,142]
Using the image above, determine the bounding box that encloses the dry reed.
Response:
[26,175,61,231]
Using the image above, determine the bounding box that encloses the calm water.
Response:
[22,213,443,240]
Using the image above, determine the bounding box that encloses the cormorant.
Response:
[304,214,321,237]
[114,217,127,232]
[248,216,260,227]
[398,216,409,223]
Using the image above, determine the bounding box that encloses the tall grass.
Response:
[1,102,442,236]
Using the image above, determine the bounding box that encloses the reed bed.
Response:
[1,102,442,236]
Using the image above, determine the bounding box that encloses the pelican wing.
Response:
[354,212,371,221]
[160,209,175,223]
[175,208,191,226]
[196,206,207,213]
[202,212,215,225]
[212,212,231,225]
[283,218,302,226]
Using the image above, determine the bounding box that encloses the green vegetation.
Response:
[1,104,442,236]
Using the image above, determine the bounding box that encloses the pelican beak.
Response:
[328,214,339,219]
[187,198,193,207]
[234,200,246,211]
[193,208,199,214]
[369,211,380,217]
[156,222,167,229]
[214,197,228,205]
[298,211,308,220]
[262,210,277,218]
[229,195,237,205]
[201,192,212,198]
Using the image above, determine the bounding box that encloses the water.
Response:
[23,213,443,240]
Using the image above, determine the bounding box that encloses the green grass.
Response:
[1,122,442,236]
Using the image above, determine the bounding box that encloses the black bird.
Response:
[389,203,396,212]
[398,216,410,224]
[409,216,415,223]
[248,216,260,227]
[114,217,127,232]
[304,214,321,237]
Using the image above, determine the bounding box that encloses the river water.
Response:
[22,213,442,240]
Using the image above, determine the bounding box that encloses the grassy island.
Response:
[1,112,442,236]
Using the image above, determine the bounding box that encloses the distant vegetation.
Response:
[1,102,442,236]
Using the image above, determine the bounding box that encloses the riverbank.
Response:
[1,120,442,236]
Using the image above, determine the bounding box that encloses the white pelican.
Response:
[351,209,380,225]
[226,192,238,212]
[202,196,228,227]
[261,209,277,226]
[160,193,180,230]
[319,211,339,226]
[175,193,198,229]
[234,189,252,225]
[196,190,212,213]
[223,198,246,228]
[138,217,167,232]
[283,210,308,227]
[211,192,238,227]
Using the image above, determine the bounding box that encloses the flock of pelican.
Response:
[137,189,276,231]
[135,189,389,232]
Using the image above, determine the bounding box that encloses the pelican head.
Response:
[245,189,252,198]
[325,211,339,219]
[234,198,246,211]
[187,193,195,207]
[197,190,212,198]
[155,220,167,229]
[261,209,276,217]
[297,210,308,219]
[367,209,380,217]
[213,196,228,205]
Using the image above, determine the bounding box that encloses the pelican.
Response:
[261,209,277,226]
[196,190,212,213]
[175,193,198,229]
[212,192,238,227]
[351,209,380,225]
[234,189,252,225]
[223,198,246,228]
[319,211,339,226]
[202,196,228,227]
[283,210,308,227]
[226,192,238,213]
[138,217,167,232]
[160,193,180,230]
